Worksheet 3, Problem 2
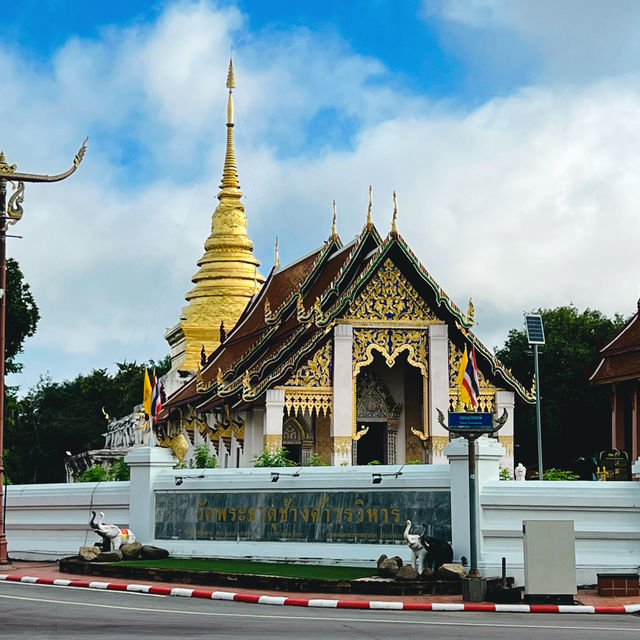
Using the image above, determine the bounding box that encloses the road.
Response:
[0,581,638,639]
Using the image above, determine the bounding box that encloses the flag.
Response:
[143,369,152,418]
[456,345,480,407]
[150,369,162,423]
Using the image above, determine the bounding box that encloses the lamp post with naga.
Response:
[0,140,87,563]
[437,407,508,579]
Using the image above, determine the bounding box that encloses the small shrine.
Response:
[158,61,534,469]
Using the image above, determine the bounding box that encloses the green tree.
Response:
[495,306,627,473]
[5,258,39,373]
[5,356,170,484]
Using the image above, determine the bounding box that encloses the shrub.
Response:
[193,444,217,469]
[77,464,110,482]
[499,467,513,480]
[253,447,295,467]
[76,457,129,482]
[531,468,580,481]
[304,453,326,466]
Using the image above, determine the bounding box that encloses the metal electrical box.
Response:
[523,520,576,603]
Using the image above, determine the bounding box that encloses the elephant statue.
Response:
[89,511,136,552]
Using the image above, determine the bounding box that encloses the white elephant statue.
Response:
[89,511,136,552]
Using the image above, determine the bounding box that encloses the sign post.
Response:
[438,408,508,578]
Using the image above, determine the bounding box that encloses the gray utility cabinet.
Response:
[523,520,576,600]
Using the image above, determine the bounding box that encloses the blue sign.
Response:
[448,412,493,431]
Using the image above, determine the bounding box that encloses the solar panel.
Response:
[524,313,545,345]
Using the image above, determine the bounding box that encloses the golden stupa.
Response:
[165,59,265,370]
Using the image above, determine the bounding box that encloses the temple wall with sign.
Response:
[5,440,640,585]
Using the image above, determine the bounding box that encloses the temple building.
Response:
[159,61,534,469]
[590,299,640,463]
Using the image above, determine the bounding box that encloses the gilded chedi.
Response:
[166,59,265,370]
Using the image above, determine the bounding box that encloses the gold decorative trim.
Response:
[498,435,514,456]
[264,433,282,453]
[283,387,332,416]
[429,435,449,456]
[332,436,352,455]
[353,328,427,377]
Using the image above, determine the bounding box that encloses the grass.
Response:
[118,557,376,580]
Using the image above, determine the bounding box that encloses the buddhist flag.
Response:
[456,345,480,407]
[143,369,152,417]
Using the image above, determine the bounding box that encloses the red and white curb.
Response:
[1,573,639,614]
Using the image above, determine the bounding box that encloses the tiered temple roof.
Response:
[162,216,534,419]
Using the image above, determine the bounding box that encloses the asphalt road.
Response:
[0,581,638,639]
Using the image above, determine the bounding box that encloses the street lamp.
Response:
[524,312,545,480]
[0,140,87,563]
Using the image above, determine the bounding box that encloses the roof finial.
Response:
[221,57,240,191]
[274,236,280,267]
[331,200,338,239]
[366,185,373,229]
[226,57,236,90]
[390,191,398,237]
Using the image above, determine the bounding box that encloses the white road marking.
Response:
[0,592,637,633]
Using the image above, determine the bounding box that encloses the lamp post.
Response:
[0,140,87,563]
[438,408,508,579]
[524,313,545,480]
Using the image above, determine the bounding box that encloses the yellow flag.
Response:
[143,368,152,417]
[456,346,471,405]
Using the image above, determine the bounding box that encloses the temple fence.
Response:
[5,437,640,585]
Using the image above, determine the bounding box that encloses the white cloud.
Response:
[5,1,640,392]
[429,0,640,83]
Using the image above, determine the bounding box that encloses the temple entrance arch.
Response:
[283,413,313,464]
[355,369,402,465]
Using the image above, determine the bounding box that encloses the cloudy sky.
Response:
[3,0,640,393]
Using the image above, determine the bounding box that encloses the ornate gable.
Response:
[344,258,439,325]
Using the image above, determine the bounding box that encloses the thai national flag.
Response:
[462,347,480,406]
[150,370,161,423]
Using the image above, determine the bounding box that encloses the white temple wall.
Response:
[6,447,640,587]
[4,481,130,560]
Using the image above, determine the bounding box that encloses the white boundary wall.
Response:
[5,440,640,585]
[5,481,129,560]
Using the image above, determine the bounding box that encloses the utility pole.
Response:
[0,140,87,563]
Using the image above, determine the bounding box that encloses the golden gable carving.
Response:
[345,258,438,324]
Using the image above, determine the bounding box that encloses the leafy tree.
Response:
[5,258,39,373]
[5,357,170,484]
[495,306,627,473]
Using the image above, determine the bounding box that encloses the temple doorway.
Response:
[356,422,387,465]
[355,369,402,465]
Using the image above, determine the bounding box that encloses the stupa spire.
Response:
[165,58,265,371]
[366,185,373,229]
[221,57,239,192]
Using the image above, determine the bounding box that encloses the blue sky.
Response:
[3,1,640,395]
